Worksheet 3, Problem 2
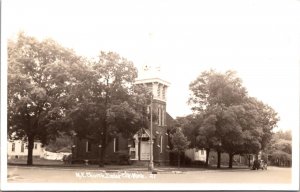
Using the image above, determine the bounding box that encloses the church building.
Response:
[71,65,174,165]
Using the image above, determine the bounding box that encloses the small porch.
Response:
[129,128,155,161]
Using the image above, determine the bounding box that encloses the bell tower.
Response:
[134,65,170,165]
[135,65,170,127]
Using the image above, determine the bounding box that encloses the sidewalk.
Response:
[8,162,179,172]
[8,161,251,174]
[8,157,253,173]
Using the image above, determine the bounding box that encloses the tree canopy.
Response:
[170,128,190,168]
[8,33,281,168]
[8,33,151,166]
[188,70,279,168]
[267,130,292,166]
[65,51,152,166]
[8,33,81,165]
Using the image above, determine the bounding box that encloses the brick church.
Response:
[71,65,174,165]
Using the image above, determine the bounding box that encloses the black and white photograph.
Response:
[1,0,299,191]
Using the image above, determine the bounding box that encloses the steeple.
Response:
[135,65,170,102]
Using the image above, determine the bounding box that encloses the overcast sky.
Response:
[4,0,300,131]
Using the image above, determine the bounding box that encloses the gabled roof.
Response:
[166,112,175,128]
[136,128,155,139]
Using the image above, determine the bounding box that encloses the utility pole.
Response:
[148,94,154,171]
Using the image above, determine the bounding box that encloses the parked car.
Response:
[252,159,267,170]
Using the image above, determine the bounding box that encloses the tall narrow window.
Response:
[158,108,160,126]
[86,141,91,152]
[160,108,163,126]
[114,137,119,152]
[21,143,24,153]
[162,87,165,99]
[157,108,160,125]
[12,143,15,152]
[158,108,162,126]
[160,136,163,153]
[162,108,165,126]
[34,143,38,149]
[113,138,116,152]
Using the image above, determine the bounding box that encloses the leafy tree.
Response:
[68,51,151,166]
[176,115,198,148]
[96,52,152,166]
[189,70,247,168]
[197,106,223,168]
[274,130,292,141]
[189,70,279,168]
[170,128,190,168]
[268,130,292,166]
[179,109,221,167]
[189,70,247,111]
[8,33,81,165]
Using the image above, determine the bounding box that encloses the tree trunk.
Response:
[205,148,210,167]
[229,153,234,168]
[27,135,34,165]
[177,152,180,169]
[217,151,221,168]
